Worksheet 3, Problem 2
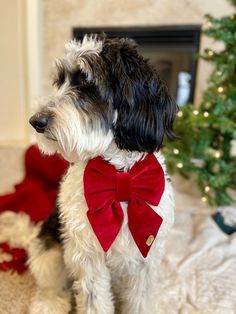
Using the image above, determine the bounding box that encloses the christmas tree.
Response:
[164,0,236,207]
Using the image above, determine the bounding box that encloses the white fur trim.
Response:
[0,211,39,249]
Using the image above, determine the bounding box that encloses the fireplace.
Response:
[73,26,201,106]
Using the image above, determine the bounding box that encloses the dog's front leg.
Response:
[73,270,114,314]
[116,264,158,314]
[72,264,115,314]
[64,245,114,314]
[28,238,71,314]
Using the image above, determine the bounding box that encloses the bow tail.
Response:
[128,199,163,257]
[87,202,124,252]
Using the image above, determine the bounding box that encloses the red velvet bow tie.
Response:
[83,154,165,257]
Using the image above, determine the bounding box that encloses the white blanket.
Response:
[157,189,236,314]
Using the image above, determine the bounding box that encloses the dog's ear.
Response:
[107,38,178,152]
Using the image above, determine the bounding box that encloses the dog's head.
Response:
[30,34,177,161]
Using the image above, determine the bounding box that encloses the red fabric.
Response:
[84,154,165,257]
[0,145,68,222]
[0,145,68,273]
[0,243,27,274]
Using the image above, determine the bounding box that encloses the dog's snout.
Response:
[29,114,49,133]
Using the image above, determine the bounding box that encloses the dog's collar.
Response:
[83,153,165,257]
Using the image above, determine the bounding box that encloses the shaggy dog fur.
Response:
[28,34,177,314]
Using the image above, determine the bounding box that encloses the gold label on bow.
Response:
[146,235,155,246]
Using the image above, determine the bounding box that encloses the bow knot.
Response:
[83,154,165,257]
[116,172,131,201]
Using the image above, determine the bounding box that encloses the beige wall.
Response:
[0,0,234,144]
[0,0,42,145]
[41,0,234,105]
[0,0,28,144]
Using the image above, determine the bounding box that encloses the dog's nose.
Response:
[29,114,49,133]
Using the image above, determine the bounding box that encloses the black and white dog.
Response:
[28,34,177,314]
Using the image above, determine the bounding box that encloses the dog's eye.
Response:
[70,71,88,87]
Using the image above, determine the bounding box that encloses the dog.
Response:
[28,34,177,314]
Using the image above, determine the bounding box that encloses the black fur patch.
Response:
[38,206,62,249]
[69,288,77,314]
[101,37,178,152]
[74,83,113,132]
[70,70,88,87]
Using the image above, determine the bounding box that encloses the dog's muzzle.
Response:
[29,114,49,133]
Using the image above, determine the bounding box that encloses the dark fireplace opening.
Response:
[73,26,201,106]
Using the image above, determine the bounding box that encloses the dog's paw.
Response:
[29,289,71,314]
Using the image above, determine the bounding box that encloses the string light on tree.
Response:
[173,148,179,155]
[177,111,183,118]
[217,86,224,93]
[177,162,183,169]
[214,150,221,158]
[207,50,214,57]
[204,186,211,193]
[205,102,212,109]
[201,196,207,202]
[164,6,236,207]
[205,21,212,27]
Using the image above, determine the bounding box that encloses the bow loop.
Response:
[83,154,165,257]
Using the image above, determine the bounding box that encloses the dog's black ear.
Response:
[107,38,178,152]
[95,32,107,42]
